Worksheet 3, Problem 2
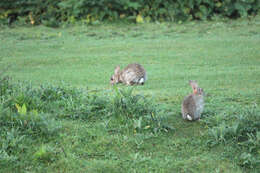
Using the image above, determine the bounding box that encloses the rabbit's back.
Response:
[122,63,146,84]
[182,95,196,120]
[182,94,204,120]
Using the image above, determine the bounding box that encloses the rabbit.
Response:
[110,63,147,85]
[181,80,204,121]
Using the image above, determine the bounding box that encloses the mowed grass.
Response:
[1,16,260,172]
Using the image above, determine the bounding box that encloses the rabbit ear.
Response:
[189,80,198,93]
[114,66,120,74]
[189,80,198,87]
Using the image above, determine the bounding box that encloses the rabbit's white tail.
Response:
[139,73,147,84]
[187,115,192,121]
[139,78,145,84]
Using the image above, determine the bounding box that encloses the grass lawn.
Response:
[0,16,260,172]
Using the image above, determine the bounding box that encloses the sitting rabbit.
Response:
[182,80,204,121]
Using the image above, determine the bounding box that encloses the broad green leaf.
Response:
[21,104,27,115]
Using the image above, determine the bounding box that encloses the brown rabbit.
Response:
[182,80,204,121]
[110,63,147,85]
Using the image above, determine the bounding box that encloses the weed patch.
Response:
[0,76,173,171]
[203,105,260,169]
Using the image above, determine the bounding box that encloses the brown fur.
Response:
[110,63,147,85]
[181,80,204,121]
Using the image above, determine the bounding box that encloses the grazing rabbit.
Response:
[110,63,147,85]
[182,80,204,121]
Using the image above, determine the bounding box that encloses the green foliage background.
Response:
[0,0,260,26]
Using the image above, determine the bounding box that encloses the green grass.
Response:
[1,16,260,172]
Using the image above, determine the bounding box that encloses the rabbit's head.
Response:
[189,80,204,95]
[110,66,121,85]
